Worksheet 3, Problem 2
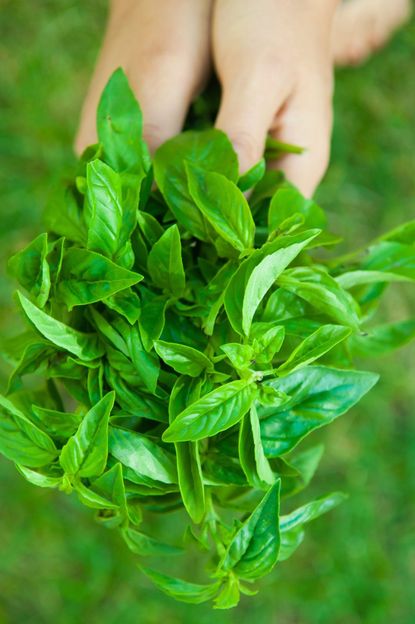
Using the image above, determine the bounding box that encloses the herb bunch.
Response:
[1,69,414,609]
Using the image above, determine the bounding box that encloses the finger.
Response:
[75,0,212,155]
[269,81,333,197]
[213,0,293,173]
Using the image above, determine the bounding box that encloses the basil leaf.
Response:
[140,567,220,604]
[278,267,361,329]
[7,340,55,394]
[16,465,63,489]
[169,376,205,523]
[8,233,51,307]
[153,130,238,240]
[224,229,320,335]
[44,187,87,245]
[17,292,104,361]
[123,528,182,556]
[147,225,185,295]
[88,462,131,526]
[57,248,143,309]
[85,159,124,258]
[103,288,141,325]
[214,575,241,610]
[277,325,352,375]
[220,343,255,370]
[239,405,275,488]
[0,394,57,467]
[350,318,415,357]
[219,480,281,580]
[138,290,168,351]
[378,219,415,245]
[260,367,379,456]
[250,323,285,364]
[238,158,266,192]
[31,405,83,439]
[97,67,150,174]
[187,165,255,252]
[362,241,415,279]
[163,380,257,443]
[279,492,346,561]
[336,270,412,289]
[137,209,164,246]
[109,426,177,484]
[60,391,114,478]
[155,340,212,377]
[268,184,326,232]
[75,481,119,510]
[279,444,324,498]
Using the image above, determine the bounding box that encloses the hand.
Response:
[75,0,212,154]
[213,0,338,196]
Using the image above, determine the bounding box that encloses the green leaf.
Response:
[225,230,320,335]
[137,209,164,246]
[278,267,361,329]
[214,575,241,610]
[88,462,130,524]
[163,380,257,443]
[155,340,212,377]
[336,270,412,289]
[56,248,143,309]
[0,394,57,467]
[85,159,123,258]
[97,67,150,174]
[238,158,266,192]
[277,325,352,375]
[123,528,182,556]
[8,233,51,307]
[75,481,119,510]
[279,444,324,498]
[265,136,304,159]
[31,405,83,439]
[250,323,285,364]
[60,392,114,478]
[17,292,104,361]
[239,405,275,488]
[16,465,62,489]
[259,367,378,456]
[219,480,281,580]
[169,377,205,523]
[109,426,177,485]
[103,288,141,325]
[268,184,326,232]
[279,492,346,561]
[349,319,415,358]
[138,290,167,351]
[153,130,238,240]
[147,225,185,295]
[262,288,305,322]
[7,340,55,394]
[140,567,220,604]
[187,165,255,252]
[378,219,415,245]
[362,241,415,279]
[220,343,255,370]
[44,187,87,245]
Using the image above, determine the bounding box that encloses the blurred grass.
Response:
[1,2,415,623]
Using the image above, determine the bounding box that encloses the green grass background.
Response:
[1,2,414,622]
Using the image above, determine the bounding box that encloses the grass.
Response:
[1,2,414,622]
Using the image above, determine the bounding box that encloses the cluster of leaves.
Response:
[1,69,415,609]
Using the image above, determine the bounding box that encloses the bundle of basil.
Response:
[1,68,415,609]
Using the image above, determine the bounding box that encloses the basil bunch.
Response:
[2,69,415,609]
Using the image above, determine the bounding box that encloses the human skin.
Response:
[76,0,339,197]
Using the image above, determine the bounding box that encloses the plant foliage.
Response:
[1,68,415,608]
